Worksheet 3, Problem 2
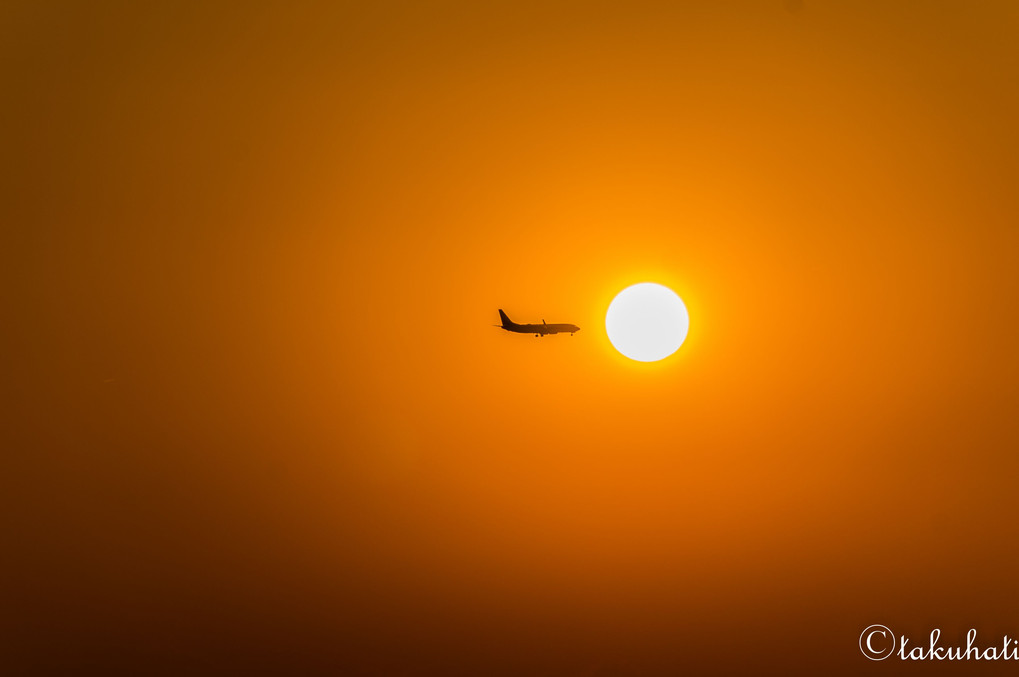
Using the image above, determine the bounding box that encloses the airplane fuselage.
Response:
[504,322,579,336]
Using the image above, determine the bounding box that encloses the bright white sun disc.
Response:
[606,283,689,362]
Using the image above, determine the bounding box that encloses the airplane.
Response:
[496,309,580,337]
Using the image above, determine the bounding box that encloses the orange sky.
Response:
[5,1,1019,674]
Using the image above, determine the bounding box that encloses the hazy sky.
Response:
[5,2,1019,674]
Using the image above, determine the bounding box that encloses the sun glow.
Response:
[605,283,689,362]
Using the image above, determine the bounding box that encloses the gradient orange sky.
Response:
[5,1,1019,674]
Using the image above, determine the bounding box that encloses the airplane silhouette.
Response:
[496,309,580,337]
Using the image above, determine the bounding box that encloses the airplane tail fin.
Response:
[498,309,514,328]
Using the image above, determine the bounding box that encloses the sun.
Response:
[606,283,689,362]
